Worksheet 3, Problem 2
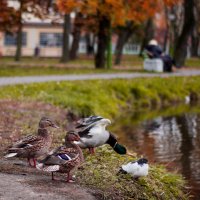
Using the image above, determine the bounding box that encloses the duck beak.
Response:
[51,123,59,128]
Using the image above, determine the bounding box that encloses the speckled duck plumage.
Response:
[37,131,84,182]
[4,117,59,167]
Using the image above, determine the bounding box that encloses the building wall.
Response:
[0,25,66,57]
[0,24,140,57]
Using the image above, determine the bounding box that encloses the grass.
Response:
[0,54,143,66]
[0,55,143,76]
[185,57,200,68]
[0,65,137,77]
[1,76,200,119]
[0,55,200,77]
[77,146,187,200]
[0,55,142,77]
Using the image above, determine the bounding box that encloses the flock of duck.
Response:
[4,116,149,183]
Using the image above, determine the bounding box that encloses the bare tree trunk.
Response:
[15,1,23,61]
[139,18,155,56]
[95,15,110,68]
[60,14,70,63]
[174,0,195,67]
[191,2,200,57]
[114,22,134,65]
[169,4,184,56]
[191,31,199,57]
[70,13,83,60]
[163,6,170,53]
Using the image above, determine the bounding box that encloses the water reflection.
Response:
[113,109,200,199]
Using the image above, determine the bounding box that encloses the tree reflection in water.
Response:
[113,112,200,199]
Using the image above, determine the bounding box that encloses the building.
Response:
[0,22,140,58]
[0,22,87,57]
[0,1,140,58]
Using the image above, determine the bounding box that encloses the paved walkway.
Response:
[1,70,200,86]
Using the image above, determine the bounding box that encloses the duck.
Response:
[118,158,149,179]
[74,115,127,155]
[36,131,84,182]
[4,117,59,167]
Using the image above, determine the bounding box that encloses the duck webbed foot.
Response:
[66,172,75,183]
[88,147,95,154]
[28,158,37,168]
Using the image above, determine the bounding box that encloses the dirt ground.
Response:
[0,100,97,200]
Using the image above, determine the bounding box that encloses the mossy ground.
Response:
[77,146,187,200]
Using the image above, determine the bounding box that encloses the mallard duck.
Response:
[75,116,127,155]
[36,131,84,182]
[4,117,59,167]
[118,158,149,179]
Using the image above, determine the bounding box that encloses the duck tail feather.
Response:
[117,167,127,175]
[4,153,18,158]
[36,163,44,170]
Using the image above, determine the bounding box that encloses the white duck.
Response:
[75,116,127,154]
[118,158,149,179]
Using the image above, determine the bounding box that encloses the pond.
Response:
[113,105,200,200]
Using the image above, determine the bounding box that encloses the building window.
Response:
[4,32,27,46]
[40,33,62,47]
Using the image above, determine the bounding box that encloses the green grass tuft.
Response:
[77,146,187,200]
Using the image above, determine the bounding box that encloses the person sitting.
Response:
[145,39,177,72]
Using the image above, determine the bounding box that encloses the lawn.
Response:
[0,55,142,77]
[0,55,199,77]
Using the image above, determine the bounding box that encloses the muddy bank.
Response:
[0,100,96,200]
[0,159,96,200]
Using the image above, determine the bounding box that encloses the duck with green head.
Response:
[74,116,128,155]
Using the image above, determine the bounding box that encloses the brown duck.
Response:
[37,131,84,182]
[4,117,59,167]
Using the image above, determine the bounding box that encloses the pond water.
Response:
[113,105,200,199]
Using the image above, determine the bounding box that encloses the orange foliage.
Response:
[0,0,18,31]
[0,0,54,32]
[56,0,181,27]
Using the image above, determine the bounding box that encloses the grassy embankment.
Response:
[1,76,200,199]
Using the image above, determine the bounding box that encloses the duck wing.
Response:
[7,135,47,154]
[11,135,41,148]
[76,116,103,128]
[5,135,44,158]
[38,145,80,171]
[77,124,94,138]
[55,145,79,159]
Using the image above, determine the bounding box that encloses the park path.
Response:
[1,69,200,86]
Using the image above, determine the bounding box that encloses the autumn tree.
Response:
[0,1,18,32]
[116,0,181,64]
[174,0,195,66]
[5,0,51,61]
[57,0,181,68]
